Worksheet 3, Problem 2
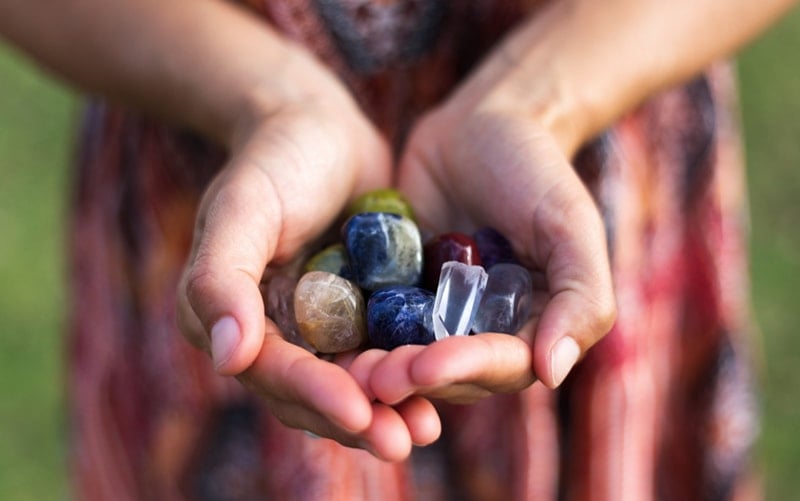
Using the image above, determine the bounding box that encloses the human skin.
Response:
[1,0,795,461]
[355,0,798,405]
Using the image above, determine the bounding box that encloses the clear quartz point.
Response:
[432,261,488,340]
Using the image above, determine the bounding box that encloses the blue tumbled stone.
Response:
[343,212,423,291]
[367,286,435,350]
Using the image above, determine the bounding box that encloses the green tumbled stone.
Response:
[348,188,415,221]
[294,271,367,353]
[304,243,351,278]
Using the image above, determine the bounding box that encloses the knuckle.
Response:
[590,293,618,340]
[184,260,218,310]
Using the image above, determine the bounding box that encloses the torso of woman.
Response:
[69,1,758,499]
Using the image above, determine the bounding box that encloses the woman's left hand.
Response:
[349,0,799,407]
[349,19,617,404]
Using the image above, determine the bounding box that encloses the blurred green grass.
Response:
[1,9,799,499]
[738,8,800,498]
[0,44,73,499]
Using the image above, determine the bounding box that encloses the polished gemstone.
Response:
[423,232,482,290]
[473,227,518,269]
[304,243,352,279]
[347,188,415,220]
[342,212,422,291]
[473,263,534,334]
[432,261,488,340]
[264,273,315,351]
[293,271,367,353]
[367,286,435,350]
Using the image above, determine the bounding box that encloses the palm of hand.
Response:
[179,73,615,461]
[354,105,616,401]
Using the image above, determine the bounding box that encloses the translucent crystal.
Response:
[294,271,367,353]
[432,261,488,340]
[472,263,534,334]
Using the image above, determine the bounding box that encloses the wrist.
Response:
[224,42,354,152]
[437,2,595,159]
[476,67,588,160]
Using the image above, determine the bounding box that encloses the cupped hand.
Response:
[369,61,617,402]
[176,54,439,460]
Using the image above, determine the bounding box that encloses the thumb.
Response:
[529,186,617,388]
[182,159,284,376]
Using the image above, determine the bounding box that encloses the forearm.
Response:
[0,0,330,145]
[465,0,798,155]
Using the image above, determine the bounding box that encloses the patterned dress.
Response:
[68,1,759,499]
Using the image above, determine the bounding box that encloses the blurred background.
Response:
[1,10,799,500]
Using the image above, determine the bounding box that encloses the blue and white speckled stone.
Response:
[367,286,435,350]
[343,212,422,291]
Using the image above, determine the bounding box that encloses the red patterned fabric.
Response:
[68,1,758,499]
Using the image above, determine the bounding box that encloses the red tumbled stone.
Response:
[423,232,482,290]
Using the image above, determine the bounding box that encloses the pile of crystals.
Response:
[265,189,534,354]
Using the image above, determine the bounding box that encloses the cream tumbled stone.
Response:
[294,271,367,353]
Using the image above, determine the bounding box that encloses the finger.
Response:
[243,325,373,433]
[260,397,367,448]
[412,334,535,391]
[369,335,535,405]
[184,162,283,375]
[331,349,362,372]
[267,397,419,462]
[346,349,391,400]
[251,397,377,452]
[393,396,441,446]
[176,267,210,352]
[531,186,617,388]
[347,351,441,446]
[368,344,427,405]
[357,403,413,462]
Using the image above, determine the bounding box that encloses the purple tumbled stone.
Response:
[264,273,315,352]
[423,232,482,291]
[473,227,518,269]
[472,263,534,334]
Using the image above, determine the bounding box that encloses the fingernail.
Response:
[211,316,241,370]
[550,336,580,387]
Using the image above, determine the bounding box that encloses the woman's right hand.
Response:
[176,48,440,461]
